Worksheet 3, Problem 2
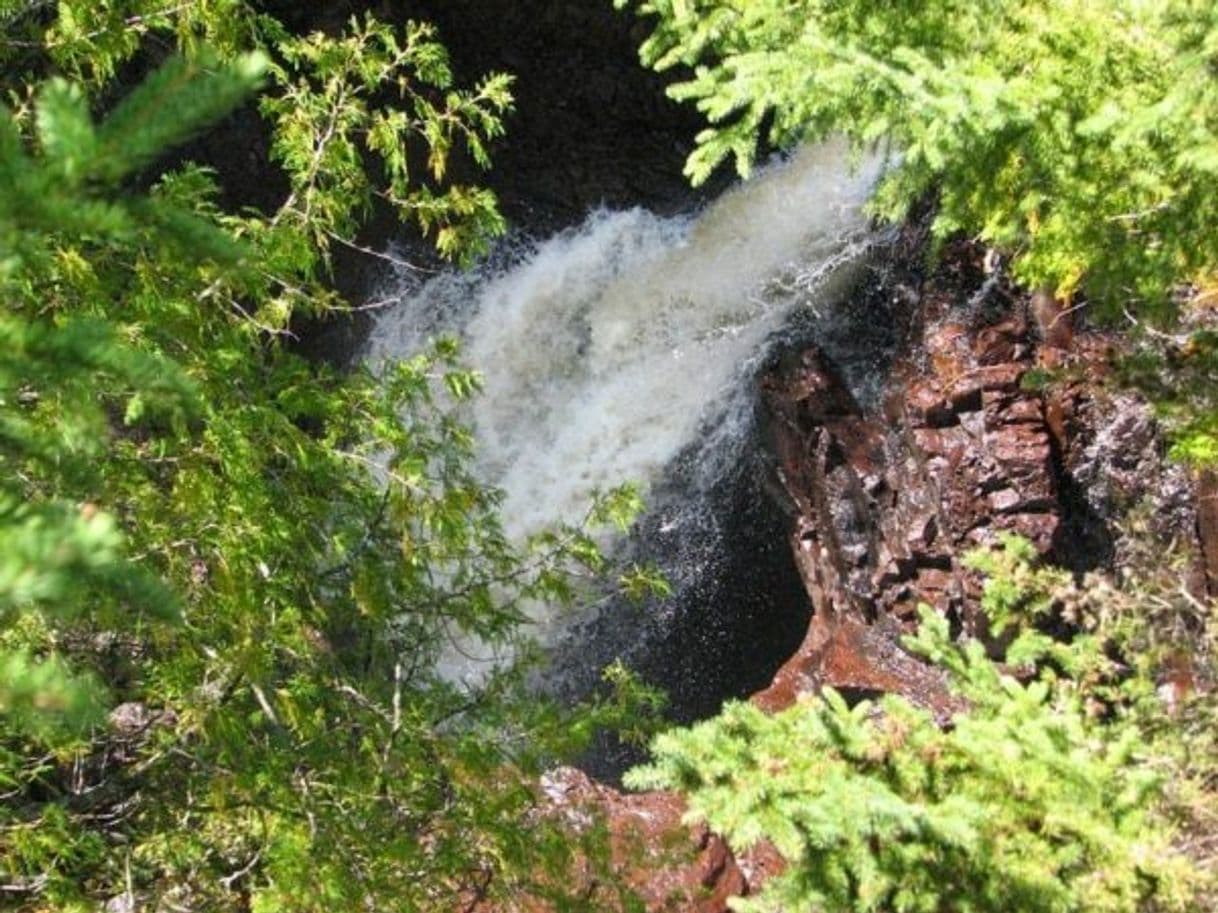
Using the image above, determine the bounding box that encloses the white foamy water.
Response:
[364,142,878,679]
[367,141,877,539]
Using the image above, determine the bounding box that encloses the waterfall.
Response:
[364,140,882,697]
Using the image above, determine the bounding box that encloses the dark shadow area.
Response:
[402,0,728,230]
[544,401,814,783]
[548,248,909,783]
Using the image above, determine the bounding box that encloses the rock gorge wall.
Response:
[516,233,1215,913]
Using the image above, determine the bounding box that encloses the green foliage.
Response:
[0,51,263,739]
[0,647,103,738]
[616,0,1218,316]
[961,531,1063,635]
[0,12,644,913]
[970,535,1218,904]
[628,537,1205,913]
[262,14,512,266]
[1,2,513,274]
[16,0,262,84]
[1109,318,1218,468]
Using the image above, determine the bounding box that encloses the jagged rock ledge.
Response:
[506,240,1215,912]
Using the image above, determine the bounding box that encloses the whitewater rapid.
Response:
[367,141,877,533]
[364,141,880,689]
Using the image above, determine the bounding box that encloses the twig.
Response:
[0,1,200,49]
[250,683,281,727]
[1122,305,1178,342]
[1178,584,1212,616]
[335,683,392,724]
[0,874,48,895]
[227,295,298,339]
[337,293,406,313]
[219,849,262,889]
[272,84,348,229]
[324,230,439,275]
[1049,299,1089,328]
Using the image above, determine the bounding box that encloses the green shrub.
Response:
[616,0,1218,317]
[628,536,1206,913]
[0,12,654,910]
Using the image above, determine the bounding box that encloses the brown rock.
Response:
[906,383,955,427]
[984,390,1042,425]
[1030,288,1075,353]
[972,320,1027,364]
[987,488,1024,513]
[972,363,1026,392]
[905,512,939,551]
[755,305,1066,719]
[911,567,956,604]
[947,379,984,414]
[513,767,752,913]
[752,615,962,720]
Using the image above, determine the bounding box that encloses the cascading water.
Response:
[365,140,890,767]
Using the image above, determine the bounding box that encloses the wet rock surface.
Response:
[752,248,1206,715]
[533,768,750,913]
[543,428,813,785]
[531,241,1213,913]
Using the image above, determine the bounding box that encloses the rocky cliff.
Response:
[525,236,1213,912]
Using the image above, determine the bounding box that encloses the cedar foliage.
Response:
[0,7,661,911]
[628,537,1209,913]
[615,0,1218,317]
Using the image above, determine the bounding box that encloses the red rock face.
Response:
[490,246,1209,913]
[534,767,748,913]
[750,309,1063,714]
[467,764,761,913]
[750,244,1209,711]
